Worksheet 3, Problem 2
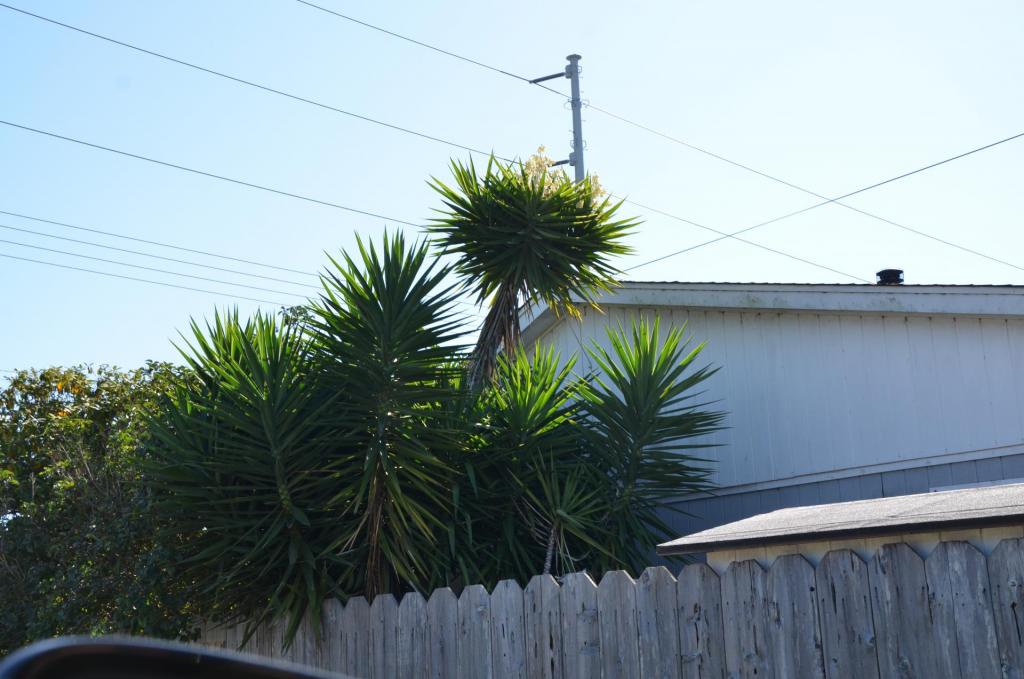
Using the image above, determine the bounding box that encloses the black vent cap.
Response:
[876,269,904,285]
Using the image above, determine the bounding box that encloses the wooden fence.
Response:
[201,538,1024,678]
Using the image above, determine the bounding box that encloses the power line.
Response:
[292,0,566,99]
[626,131,1024,272]
[0,4,870,283]
[0,252,284,305]
[614,196,869,282]
[11,4,1008,286]
[0,2,503,160]
[293,3,1024,278]
[0,209,319,278]
[0,210,480,311]
[0,121,871,287]
[0,235,308,298]
[0,220,320,289]
[0,119,422,226]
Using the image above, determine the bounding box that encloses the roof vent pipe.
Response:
[876,269,904,285]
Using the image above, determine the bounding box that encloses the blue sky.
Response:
[2,0,1022,371]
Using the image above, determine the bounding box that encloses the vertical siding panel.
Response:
[906,316,947,458]
[930,316,970,453]
[956,317,996,448]
[882,315,923,462]
[772,313,802,480]
[837,315,869,472]
[981,319,1020,447]
[750,312,779,485]
[864,315,897,462]
[717,311,747,488]
[799,314,833,481]
[1002,319,1024,437]
[817,314,853,469]
[927,464,954,491]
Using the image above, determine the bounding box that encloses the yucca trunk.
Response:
[467,281,521,389]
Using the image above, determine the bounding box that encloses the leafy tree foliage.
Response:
[0,364,198,656]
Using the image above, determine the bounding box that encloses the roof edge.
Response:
[656,513,1024,556]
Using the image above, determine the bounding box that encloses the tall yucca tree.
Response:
[308,233,467,599]
[580,318,726,573]
[147,311,342,642]
[428,157,637,387]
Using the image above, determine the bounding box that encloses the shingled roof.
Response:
[657,482,1024,556]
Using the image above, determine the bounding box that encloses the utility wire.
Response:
[0,119,422,226]
[0,3,868,282]
[0,235,308,298]
[0,208,319,278]
[0,252,284,305]
[614,196,869,282]
[0,220,320,289]
[11,2,1008,283]
[293,2,1024,277]
[0,2,503,159]
[0,211,480,309]
[627,131,1024,272]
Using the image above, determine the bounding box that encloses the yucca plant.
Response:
[580,318,726,573]
[308,233,467,599]
[428,157,637,388]
[147,311,342,642]
[457,348,588,582]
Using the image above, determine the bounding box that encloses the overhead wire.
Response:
[0,211,480,309]
[0,219,320,289]
[0,234,308,298]
[0,3,869,283]
[626,131,1024,272]
[0,252,285,305]
[0,208,319,278]
[0,2,498,158]
[289,1,1024,277]
[612,196,870,282]
[0,119,422,227]
[7,2,1019,285]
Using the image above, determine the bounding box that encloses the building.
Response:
[520,279,1024,536]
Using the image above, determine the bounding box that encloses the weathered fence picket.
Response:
[490,579,527,679]
[524,574,563,679]
[397,592,428,679]
[426,588,458,679]
[814,550,878,679]
[200,538,1023,679]
[458,584,493,678]
[559,572,600,679]
[926,541,1001,677]
[988,538,1024,678]
[766,554,824,679]
[635,566,681,679]
[721,559,771,678]
[597,570,640,679]
[676,562,726,679]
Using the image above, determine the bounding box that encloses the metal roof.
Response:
[657,482,1024,556]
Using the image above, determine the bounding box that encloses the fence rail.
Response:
[202,537,1024,678]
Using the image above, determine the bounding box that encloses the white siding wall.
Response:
[531,305,1024,490]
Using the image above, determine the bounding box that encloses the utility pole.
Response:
[531,54,585,183]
